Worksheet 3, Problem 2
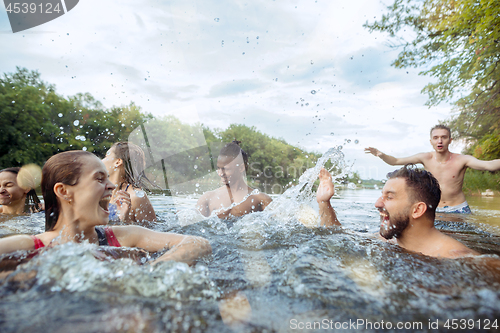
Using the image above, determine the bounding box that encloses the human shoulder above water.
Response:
[316,165,478,259]
[196,141,272,219]
[365,124,500,212]
[0,150,211,268]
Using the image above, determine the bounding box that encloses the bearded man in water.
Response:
[316,165,478,259]
[365,124,500,214]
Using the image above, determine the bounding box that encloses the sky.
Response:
[0,0,462,180]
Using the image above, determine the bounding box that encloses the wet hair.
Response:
[0,167,41,213]
[110,142,157,190]
[430,124,451,138]
[387,164,441,219]
[218,140,249,171]
[42,150,94,231]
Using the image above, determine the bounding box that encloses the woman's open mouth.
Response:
[99,195,111,213]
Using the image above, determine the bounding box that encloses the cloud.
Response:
[0,0,456,179]
[208,79,265,97]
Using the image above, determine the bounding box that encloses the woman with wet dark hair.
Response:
[0,167,41,214]
[0,150,212,265]
[196,140,272,218]
[102,142,157,224]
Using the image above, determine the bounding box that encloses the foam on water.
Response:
[4,242,218,302]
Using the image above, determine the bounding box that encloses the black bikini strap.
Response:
[94,226,109,246]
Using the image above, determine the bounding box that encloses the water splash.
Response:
[9,242,218,301]
[266,146,349,226]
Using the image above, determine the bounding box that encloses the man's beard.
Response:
[380,211,410,240]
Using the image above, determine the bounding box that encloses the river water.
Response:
[1,178,499,332]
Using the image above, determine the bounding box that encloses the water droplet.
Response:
[214,18,219,22]
[73,120,79,126]
[135,190,145,198]
[58,113,63,117]
[311,90,316,94]
[354,139,359,144]
[82,147,87,151]
[195,183,200,187]
[330,132,334,136]
[194,165,198,169]
[11,101,15,103]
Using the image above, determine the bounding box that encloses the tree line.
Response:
[0,67,326,194]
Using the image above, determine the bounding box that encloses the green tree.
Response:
[0,67,60,167]
[365,0,500,147]
[0,67,154,168]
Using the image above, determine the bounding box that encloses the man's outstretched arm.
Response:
[364,147,425,166]
[316,168,341,227]
[464,155,500,172]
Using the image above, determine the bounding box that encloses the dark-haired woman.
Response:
[0,167,41,214]
[196,141,272,218]
[0,151,211,265]
[102,142,156,224]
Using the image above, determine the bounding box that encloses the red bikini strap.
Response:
[104,227,121,247]
[30,235,45,249]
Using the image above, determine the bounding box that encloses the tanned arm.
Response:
[365,147,425,166]
[464,155,500,172]
[113,226,212,266]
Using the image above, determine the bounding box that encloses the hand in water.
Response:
[364,147,382,156]
[316,168,335,204]
[114,190,132,222]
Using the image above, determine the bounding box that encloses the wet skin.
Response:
[0,171,28,214]
[0,154,212,266]
[317,168,479,258]
[197,156,272,218]
[102,147,156,223]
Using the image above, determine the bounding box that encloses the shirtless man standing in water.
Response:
[365,124,500,213]
[196,141,272,218]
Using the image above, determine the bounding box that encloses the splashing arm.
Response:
[196,192,211,217]
[153,235,212,266]
[113,226,212,265]
[259,193,273,210]
[317,168,341,227]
